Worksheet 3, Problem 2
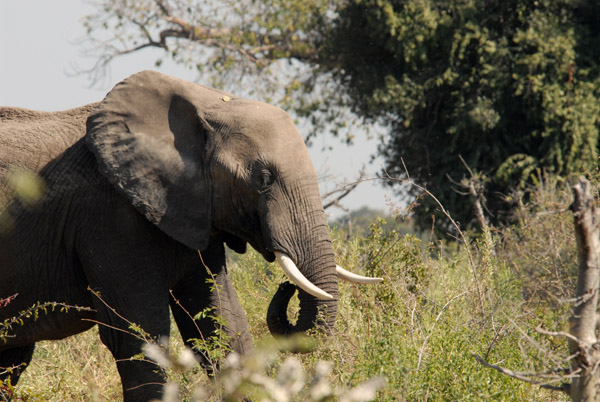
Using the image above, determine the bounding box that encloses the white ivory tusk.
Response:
[275,252,334,300]
[336,265,384,284]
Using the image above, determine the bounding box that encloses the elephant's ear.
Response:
[86,70,226,250]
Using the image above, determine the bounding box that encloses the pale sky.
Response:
[0,1,392,218]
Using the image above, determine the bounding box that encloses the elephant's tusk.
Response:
[274,252,334,300]
[336,265,384,284]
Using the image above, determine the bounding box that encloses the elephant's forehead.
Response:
[223,100,305,146]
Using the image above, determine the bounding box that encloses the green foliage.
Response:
[0,302,93,343]
[188,306,231,367]
[326,0,600,231]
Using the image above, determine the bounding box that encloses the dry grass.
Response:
[17,328,121,401]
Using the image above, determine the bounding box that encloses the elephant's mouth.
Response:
[251,239,275,262]
[261,249,276,263]
[222,230,276,262]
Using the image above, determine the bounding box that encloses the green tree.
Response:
[326,0,600,230]
[81,0,600,231]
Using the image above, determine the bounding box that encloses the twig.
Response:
[81,318,145,339]
[0,294,18,308]
[400,157,410,182]
[87,287,138,330]
[472,354,572,393]
[322,168,367,211]
[535,325,581,344]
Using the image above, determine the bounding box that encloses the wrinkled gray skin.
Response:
[0,71,338,401]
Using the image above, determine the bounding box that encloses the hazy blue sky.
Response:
[0,1,393,217]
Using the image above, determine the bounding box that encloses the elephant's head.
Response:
[85,71,379,337]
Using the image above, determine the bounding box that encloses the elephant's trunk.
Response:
[266,231,338,336]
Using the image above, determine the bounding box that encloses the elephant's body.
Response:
[0,105,253,399]
[0,71,343,401]
[0,105,98,344]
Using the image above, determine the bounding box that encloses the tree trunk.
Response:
[569,177,600,401]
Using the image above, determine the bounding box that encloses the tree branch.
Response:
[81,0,322,79]
[472,354,572,394]
[567,176,600,400]
[535,325,581,345]
[322,168,367,211]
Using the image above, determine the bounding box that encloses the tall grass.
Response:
[8,177,580,401]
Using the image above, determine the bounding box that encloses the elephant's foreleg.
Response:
[80,255,172,399]
[170,242,253,374]
[88,285,171,401]
[96,320,168,401]
[76,192,182,401]
[0,344,35,399]
[84,273,172,401]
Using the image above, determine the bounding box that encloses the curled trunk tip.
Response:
[267,281,297,336]
[266,281,337,338]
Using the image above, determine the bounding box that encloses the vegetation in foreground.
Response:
[4,176,583,401]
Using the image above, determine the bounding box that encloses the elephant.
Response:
[0,71,380,401]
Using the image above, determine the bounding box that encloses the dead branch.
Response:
[449,155,495,254]
[472,178,600,400]
[322,168,368,211]
[472,354,572,394]
[567,176,600,401]
[535,325,581,345]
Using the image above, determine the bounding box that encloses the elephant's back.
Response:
[0,104,99,172]
[0,104,99,208]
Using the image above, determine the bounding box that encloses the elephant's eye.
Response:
[253,167,275,193]
[259,169,275,190]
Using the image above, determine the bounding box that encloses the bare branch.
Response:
[472,354,572,394]
[458,154,476,178]
[154,0,170,16]
[322,168,367,211]
[78,0,325,85]
[535,325,581,345]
